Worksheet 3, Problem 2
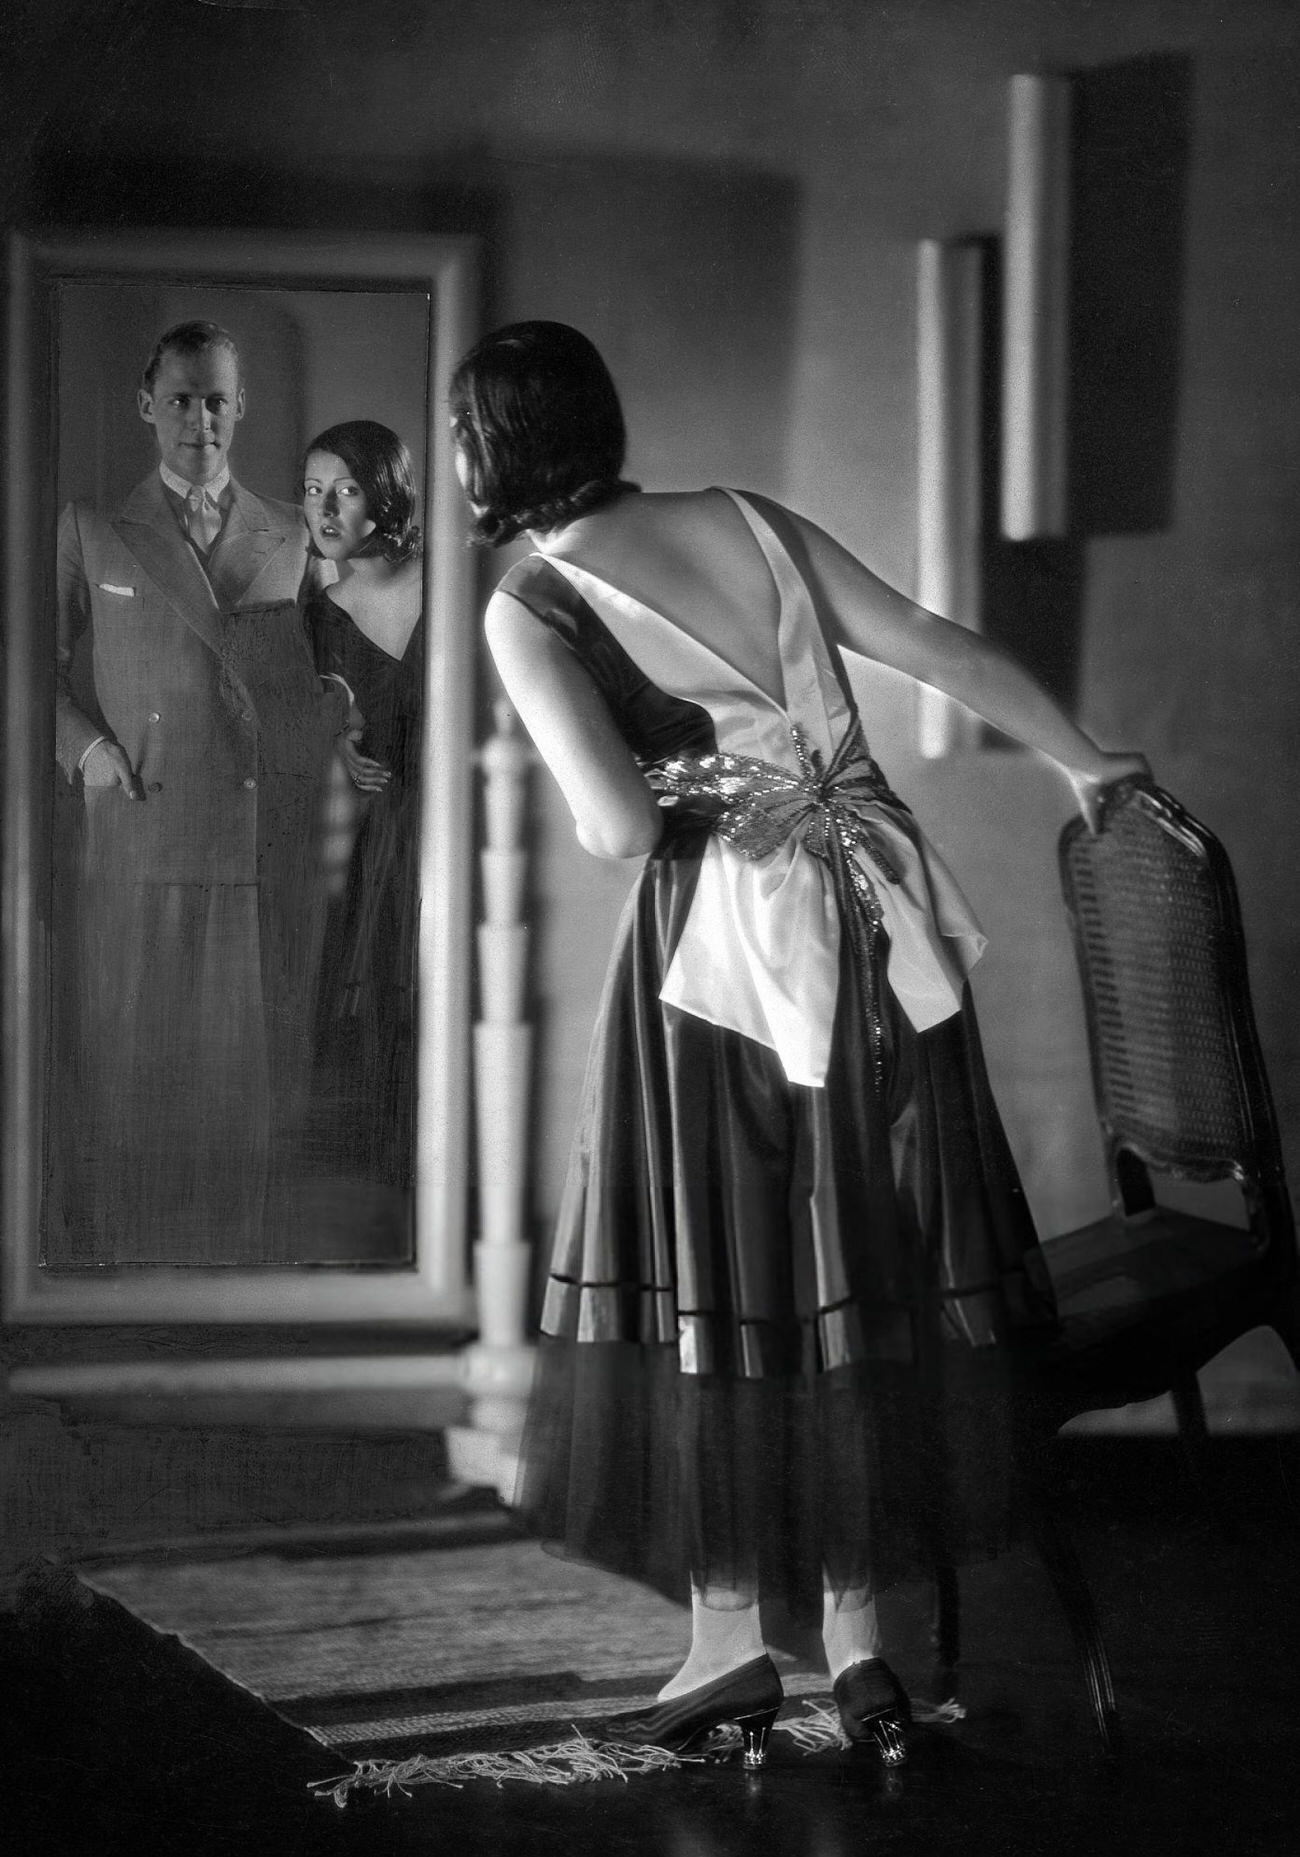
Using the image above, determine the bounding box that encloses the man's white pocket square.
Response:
[97,583,136,596]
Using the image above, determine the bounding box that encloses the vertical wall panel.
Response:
[1002,73,1072,540]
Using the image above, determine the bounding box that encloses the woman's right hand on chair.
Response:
[1068,751,1151,833]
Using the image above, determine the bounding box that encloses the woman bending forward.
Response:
[450,322,1147,1768]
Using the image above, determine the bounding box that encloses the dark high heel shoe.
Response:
[832,1658,911,1766]
[607,1654,784,1769]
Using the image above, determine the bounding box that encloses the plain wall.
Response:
[5,0,1298,1283]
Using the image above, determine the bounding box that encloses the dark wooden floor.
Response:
[6,1438,1298,1857]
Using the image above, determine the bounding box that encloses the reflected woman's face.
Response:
[303,450,377,560]
[452,435,472,494]
[451,429,483,512]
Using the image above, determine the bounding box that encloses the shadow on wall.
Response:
[22,148,499,247]
[489,143,802,497]
[983,52,1193,718]
[1068,51,1193,538]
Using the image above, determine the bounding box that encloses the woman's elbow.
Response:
[575,805,664,860]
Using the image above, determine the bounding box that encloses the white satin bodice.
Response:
[541,490,985,1087]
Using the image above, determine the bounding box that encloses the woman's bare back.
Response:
[537,488,787,706]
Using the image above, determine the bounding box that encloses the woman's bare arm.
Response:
[791,513,1149,817]
[485,591,664,859]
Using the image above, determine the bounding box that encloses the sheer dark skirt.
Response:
[313,777,419,1189]
[515,826,1058,1623]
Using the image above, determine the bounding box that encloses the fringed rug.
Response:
[80,1530,962,1800]
[307,1697,964,1805]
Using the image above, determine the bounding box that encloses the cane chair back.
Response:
[1048,780,1297,1413]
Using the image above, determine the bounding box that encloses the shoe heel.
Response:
[737,1706,779,1769]
[870,1713,909,1767]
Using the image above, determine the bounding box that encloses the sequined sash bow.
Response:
[654,719,906,930]
[654,721,911,1074]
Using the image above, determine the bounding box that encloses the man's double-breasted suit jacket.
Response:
[56,471,345,886]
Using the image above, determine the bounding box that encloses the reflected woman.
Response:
[301,421,424,1200]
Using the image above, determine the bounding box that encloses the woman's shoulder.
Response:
[636,485,804,551]
[492,554,587,642]
[570,484,783,565]
[494,550,555,599]
[302,566,348,616]
[323,554,423,617]
[489,555,631,677]
[621,485,746,529]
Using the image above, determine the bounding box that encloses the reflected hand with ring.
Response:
[335,725,391,793]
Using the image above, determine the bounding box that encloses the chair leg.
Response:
[931,1562,960,1704]
[1169,1370,1216,1500]
[1031,1500,1122,1759]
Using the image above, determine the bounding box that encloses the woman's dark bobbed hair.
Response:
[448,321,639,545]
[303,420,422,564]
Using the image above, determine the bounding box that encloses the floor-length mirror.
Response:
[4,230,478,1323]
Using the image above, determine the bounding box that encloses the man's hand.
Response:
[82,740,143,799]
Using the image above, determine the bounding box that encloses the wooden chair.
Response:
[932,779,1299,1755]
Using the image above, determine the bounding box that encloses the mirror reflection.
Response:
[301,423,424,1237]
[45,284,433,1268]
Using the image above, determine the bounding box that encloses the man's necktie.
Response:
[185,485,222,553]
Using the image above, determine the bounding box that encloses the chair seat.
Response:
[1047,1208,1258,1335]
[1040,1208,1272,1418]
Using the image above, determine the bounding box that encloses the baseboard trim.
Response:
[8,1350,467,1401]
[65,1494,518,1571]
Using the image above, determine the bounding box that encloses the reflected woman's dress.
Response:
[306,585,423,1230]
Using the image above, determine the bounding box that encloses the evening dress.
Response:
[508,490,1057,1623]
[306,585,423,1192]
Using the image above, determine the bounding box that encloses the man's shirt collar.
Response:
[159,462,231,504]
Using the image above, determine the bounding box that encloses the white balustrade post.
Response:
[447,698,537,1498]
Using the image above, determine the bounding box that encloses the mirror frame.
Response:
[3,227,479,1324]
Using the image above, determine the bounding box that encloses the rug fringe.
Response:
[312,1731,699,1803]
[777,1701,846,1752]
[312,1692,969,1802]
[771,1693,966,1752]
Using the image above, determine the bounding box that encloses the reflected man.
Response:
[54,320,346,1263]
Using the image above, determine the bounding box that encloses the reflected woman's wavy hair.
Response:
[303,419,422,564]
[448,321,639,546]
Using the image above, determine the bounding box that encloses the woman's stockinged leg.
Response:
[822,1584,884,1682]
[657,1583,768,1700]
[824,1580,912,1764]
